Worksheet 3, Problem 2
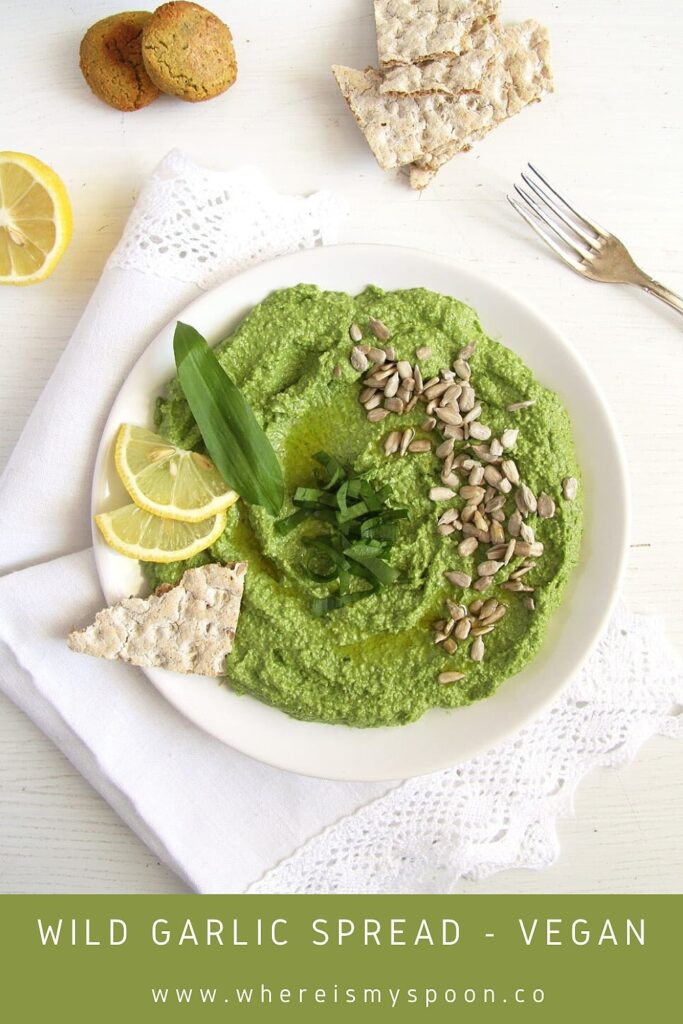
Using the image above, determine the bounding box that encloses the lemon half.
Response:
[115,424,239,523]
[0,152,72,286]
[95,504,227,563]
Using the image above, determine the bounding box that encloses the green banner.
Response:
[0,895,675,1020]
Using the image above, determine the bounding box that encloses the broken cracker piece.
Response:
[333,21,552,180]
[374,0,499,66]
[68,562,247,677]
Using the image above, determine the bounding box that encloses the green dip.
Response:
[146,285,582,727]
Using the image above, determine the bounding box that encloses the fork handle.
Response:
[639,277,683,316]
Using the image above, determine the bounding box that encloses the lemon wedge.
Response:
[95,504,227,563]
[0,152,73,286]
[115,424,239,523]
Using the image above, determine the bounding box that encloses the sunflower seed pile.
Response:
[348,318,576,682]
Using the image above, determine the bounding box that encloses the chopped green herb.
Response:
[277,451,408,615]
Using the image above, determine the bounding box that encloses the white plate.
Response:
[92,244,629,781]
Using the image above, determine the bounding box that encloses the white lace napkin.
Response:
[0,150,681,894]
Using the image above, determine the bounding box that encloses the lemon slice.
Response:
[95,503,227,563]
[0,152,73,286]
[115,424,239,523]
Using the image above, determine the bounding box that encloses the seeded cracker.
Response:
[374,0,500,66]
[68,562,247,676]
[379,22,499,95]
[332,21,552,183]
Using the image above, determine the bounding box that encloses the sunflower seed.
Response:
[369,317,390,341]
[332,365,343,379]
[365,369,393,386]
[478,598,498,619]
[461,505,476,524]
[396,385,412,406]
[471,624,495,637]
[502,580,535,592]
[453,359,471,380]
[368,408,389,423]
[424,380,451,400]
[400,428,415,455]
[473,576,493,592]
[426,399,437,414]
[441,471,461,488]
[538,492,556,518]
[463,404,482,424]
[458,385,476,412]
[470,636,485,661]
[508,510,523,537]
[489,521,505,545]
[468,422,490,441]
[366,346,387,365]
[507,399,536,411]
[416,346,432,360]
[459,485,486,504]
[384,430,401,455]
[486,544,507,559]
[423,376,439,390]
[440,368,455,381]
[459,342,477,360]
[483,466,503,487]
[480,605,507,627]
[504,538,516,565]
[409,439,432,453]
[433,630,449,644]
[501,428,519,449]
[349,323,363,342]
[523,595,536,611]
[396,360,412,379]
[473,510,488,532]
[421,416,437,432]
[433,619,447,632]
[432,437,453,460]
[447,601,467,621]
[350,347,369,372]
[468,466,485,486]
[435,407,463,425]
[501,459,520,485]
[445,570,472,588]
[519,522,535,544]
[489,438,504,457]
[454,618,472,640]
[442,424,465,440]
[562,476,579,500]
[442,383,462,404]
[528,541,544,557]
[383,371,400,398]
[360,386,376,403]
[458,536,478,557]
[431,487,456,502]
[469,599,484,614]
[478,560,503,577]
[384,396,405,414]
[438,507,460,526]
[363,392,382,410]
[413,365,424,393]
[442,639,459,656]
[485,495,506,513]
[405,396,419,412]
[510,564,535,580]
[383,345,397,361]
[438,670,465,684]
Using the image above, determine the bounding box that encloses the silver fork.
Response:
[508,164,683,316]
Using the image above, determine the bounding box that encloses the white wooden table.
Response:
[1,0,682,893]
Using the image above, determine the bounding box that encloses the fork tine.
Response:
[527,163,608,238]
[520,172,598,247]
[513,185,592,259]
[507,196,585,273]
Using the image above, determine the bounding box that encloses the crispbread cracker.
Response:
[374,0,499,66]
[68,562,247,677]
[379,22,498,95]
[333,21,552,179]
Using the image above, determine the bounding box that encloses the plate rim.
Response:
[91,242,630,781]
